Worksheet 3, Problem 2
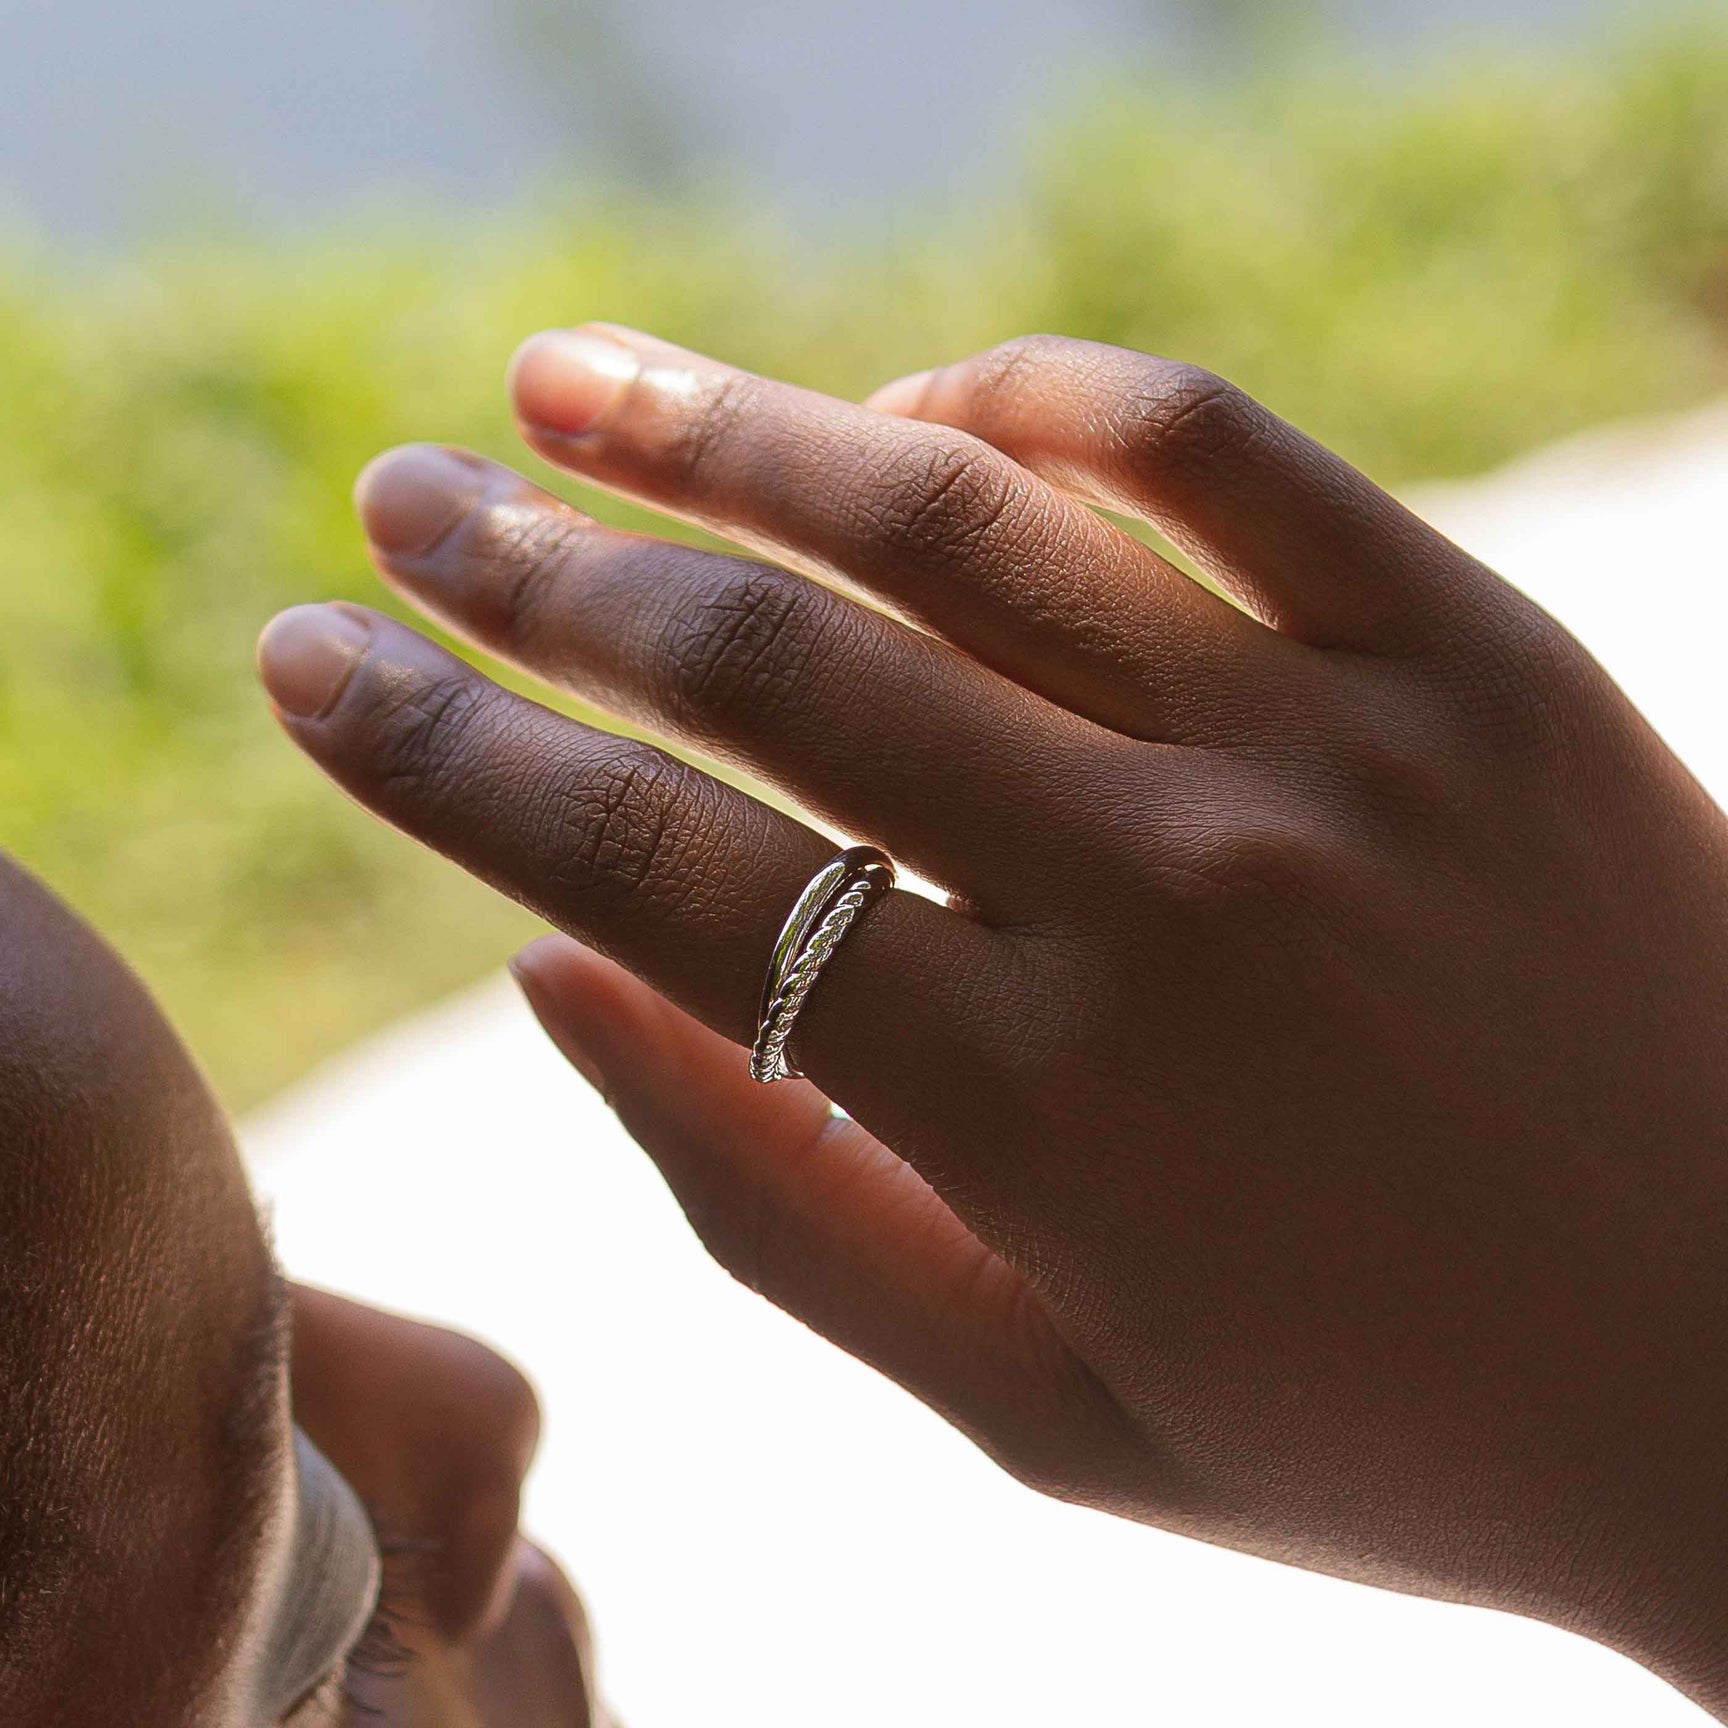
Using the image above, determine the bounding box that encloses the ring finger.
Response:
[254,602,1001,1148]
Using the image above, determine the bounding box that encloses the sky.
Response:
[0,0,1620,242]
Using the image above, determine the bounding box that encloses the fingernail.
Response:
[510,328,641,437]
[257,604,372,719]
[509,943,610,1094]
[355,444,484,558]
[864,369,934,416]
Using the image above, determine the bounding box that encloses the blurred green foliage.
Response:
[3,16,1726,1109]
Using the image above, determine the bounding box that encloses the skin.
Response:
[0,851,605,1725]
[252,326,1728,1716]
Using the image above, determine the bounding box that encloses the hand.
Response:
[261,328,1728,1714]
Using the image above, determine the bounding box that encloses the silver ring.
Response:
[750,846,896,1084]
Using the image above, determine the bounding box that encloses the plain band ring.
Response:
[750,845,896,1084]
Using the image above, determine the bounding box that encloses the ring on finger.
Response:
[751,846,896,1084]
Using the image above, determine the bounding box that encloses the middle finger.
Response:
[508,325,1304,743]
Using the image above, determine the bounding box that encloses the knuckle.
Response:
[1310,675,1471,820]
[1120,362,1258,478]
[370,672,492,798]
[660,567,822,735]
[1159,795,1346,929]
[873,439,1022,562]
[662,368,766,488]
[1339,727,1461,822]
[548,745,700,905]
[476,504,588,648]
[967,332,1075,404]
[1207,820,1336,905]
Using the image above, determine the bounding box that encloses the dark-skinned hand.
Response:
[258,329,1728,1717]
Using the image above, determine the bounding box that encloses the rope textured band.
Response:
[750,845,896,1084]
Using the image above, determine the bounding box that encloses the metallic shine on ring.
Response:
[750,845,896,1085]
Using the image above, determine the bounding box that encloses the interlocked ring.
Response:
[750,846,896,1084]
